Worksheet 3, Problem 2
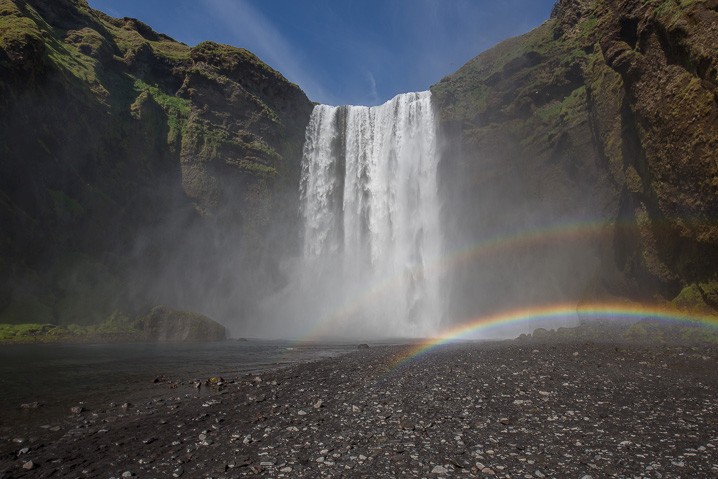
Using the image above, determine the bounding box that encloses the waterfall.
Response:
[292,91,442,338]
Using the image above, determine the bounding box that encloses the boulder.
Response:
[138,306,226,342]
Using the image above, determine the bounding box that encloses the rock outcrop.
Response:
[0,0,313,331]
[432,0,718,320]
[138,306,226,342]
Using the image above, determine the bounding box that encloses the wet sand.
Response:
[1,341,717,478]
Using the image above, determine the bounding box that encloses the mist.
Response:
[134,79,622,341]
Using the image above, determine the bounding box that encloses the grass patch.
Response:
[133,78,190,115]
[133,78,191,145]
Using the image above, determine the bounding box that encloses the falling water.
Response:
[294,91,443,338]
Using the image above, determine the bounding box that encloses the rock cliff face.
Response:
[1,0,715,333]
[0,0,313,328]
[432,0,718,321]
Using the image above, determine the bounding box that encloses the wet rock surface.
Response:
[0,341,716,478]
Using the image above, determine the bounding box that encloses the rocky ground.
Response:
[0,341,717,478]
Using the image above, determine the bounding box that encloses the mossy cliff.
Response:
[2,0,716,334]
[432,0,718,320]
[0,0,313,329]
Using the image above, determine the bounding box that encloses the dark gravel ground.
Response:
[1,341,716,478]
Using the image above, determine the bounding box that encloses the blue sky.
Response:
[87,0,556,106]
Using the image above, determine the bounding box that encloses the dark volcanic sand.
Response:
[1,342,717,478]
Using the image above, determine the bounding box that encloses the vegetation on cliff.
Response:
[432,0,718,321]
[1,0,716,338]
[0,0,313,333]
[0,306,225,343]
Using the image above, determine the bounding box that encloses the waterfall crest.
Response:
[269,91,443,338]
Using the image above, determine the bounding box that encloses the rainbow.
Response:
[294,218,718,342]
[389,302,718,368]
[294,219,618,342]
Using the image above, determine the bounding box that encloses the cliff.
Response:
[1,0,716,333]
[0,0,313,329]
[432,0,718,320]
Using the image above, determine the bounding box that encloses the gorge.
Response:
[0,0,717,340]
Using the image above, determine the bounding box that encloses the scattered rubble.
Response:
[0,342,716,477]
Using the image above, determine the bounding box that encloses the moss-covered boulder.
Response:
[138,306,226,342]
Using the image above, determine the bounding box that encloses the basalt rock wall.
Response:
[432,0,718,322]
[0,0,313,328]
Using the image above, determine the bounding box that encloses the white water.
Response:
[263,91,443,338]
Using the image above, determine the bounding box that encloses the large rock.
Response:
[138,306,226,342]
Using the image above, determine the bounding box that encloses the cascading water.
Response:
[263,91,443,338]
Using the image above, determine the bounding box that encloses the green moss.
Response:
[578,16,598,37]
[133,79,190,145]
[234,159,278,178]
[0,4,42,52]
[0,323,53,340]
[0,310,141,342]
[133,79,190,115]
[103,18,190,62]
[673,281,718,312]
[655,0,702,20]
[96,311,138,333]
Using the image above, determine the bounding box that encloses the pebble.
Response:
[0,342,715,478]
[22,460,35,470]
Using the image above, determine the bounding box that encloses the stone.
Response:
[22,461,35,470]
[431,465,448,474]
[138,306,226,342]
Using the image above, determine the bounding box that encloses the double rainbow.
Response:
[389,302,718,368]
[294,218,718,343]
